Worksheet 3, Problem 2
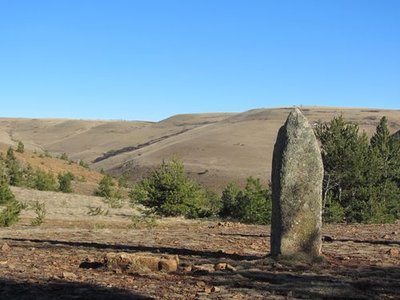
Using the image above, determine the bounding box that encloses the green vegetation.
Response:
[129,159,220,218]
[0,199,22,227]
[0,172,16,205]
[0,171,21,227]
[95,174,115,198]
[5,147,23,186]
[59,153,69,161]
[79,159,90,169]
[58,172,74,193]
[118,174,130,188]
[29,170,58,191]
[315,116,400,223]
[30,200,46,226]
[16,141,25,153]
[219,177,272,224]
[95,174,124,208]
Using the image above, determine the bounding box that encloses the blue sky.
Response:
[0,0,399,121]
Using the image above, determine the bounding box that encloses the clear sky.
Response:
[0,0,399,121]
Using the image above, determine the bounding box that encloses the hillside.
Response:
[0,144,103,195]
[1,107,400,191]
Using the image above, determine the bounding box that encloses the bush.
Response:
[60,172,74,191]
[0,173,16,205]
[79,160,90,169]
[95,175,115,198]
[0,199,21,227]
[118,174,130,188]
[219,177,272,225]
[240,178,272,224]
[58,172,74,193]
[130,159,220,218]
[5,147,23,186]
[59,153,69,161]
[323,199,345,223]
[16,141,25,153]
[219,182,242,219]
[29,170,58,191]
[30,200,46,226]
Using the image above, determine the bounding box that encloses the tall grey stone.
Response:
[270,108,323,258]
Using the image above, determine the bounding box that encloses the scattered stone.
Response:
[271,108,323,258]
[103,252,179,274]
[387,248,399,257]
[226,264,237,272]
[62,271,78,280]
[196,281,206,288]
[180,264,193,273]
[192,264,215,274]
[214,262,227,271]
[382,235,391,239]
[217,221,242,228]
[1,243,11,252]
[392,231,398,235]
[211,286,221,293]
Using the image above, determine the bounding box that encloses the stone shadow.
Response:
[193,263,400,299]
[0,277,152,300]
[3,237,261,261]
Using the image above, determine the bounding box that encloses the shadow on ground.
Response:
[0,278,152,300]
[195,261,400,299]
[3,237,261,261]
[3,237,400,299]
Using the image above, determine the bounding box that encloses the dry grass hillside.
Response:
[0,144,103,195]
[1,107,400,191]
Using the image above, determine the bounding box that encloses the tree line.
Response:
[315,116,400,223]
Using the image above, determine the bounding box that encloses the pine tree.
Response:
[315,116,370,222]
[5,147,23,186]
[369,116,400,222]
[16,141,25,153]
[0,172,15,204]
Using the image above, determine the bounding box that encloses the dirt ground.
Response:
[0,215,399,300]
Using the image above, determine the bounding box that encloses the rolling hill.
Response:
[1,107,400,191]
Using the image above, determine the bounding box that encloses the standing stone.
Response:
[270,108,323,258]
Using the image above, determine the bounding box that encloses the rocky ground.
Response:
[0,217,399,299]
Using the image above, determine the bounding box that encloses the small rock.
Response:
[226,264,237,272]
[214,262,227,271]
[211,286,221,293]
[382,235,391,239]
[62,271,78,280]
[103,252,179,273]
[392,231,398,235]
[272,262,284,270]
[1,243,11,252]
[180,264,193,273]
[159,257,178,272]
[387,248,399,257]
[196,281,206,288]
[193,264,215,274]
